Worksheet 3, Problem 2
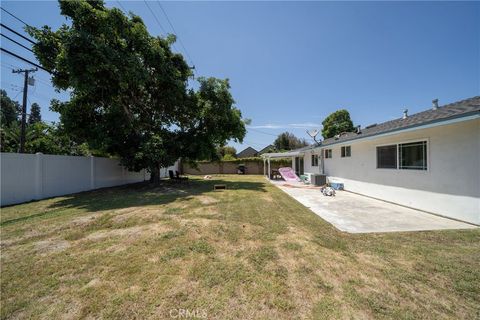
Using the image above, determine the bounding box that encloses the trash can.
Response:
[237,164,246,174]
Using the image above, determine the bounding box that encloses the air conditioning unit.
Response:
[310,174,327,186]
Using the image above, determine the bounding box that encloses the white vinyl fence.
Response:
[0,153,178,206]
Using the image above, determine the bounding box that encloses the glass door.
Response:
[295,157,304,176]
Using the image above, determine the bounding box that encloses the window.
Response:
[377,145,397,169]
[341,146,351,157]
[311,154,319,166]
[324,149,332,159]
[399,141,427,170]
[376,141,428,170]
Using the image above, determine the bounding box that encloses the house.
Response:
[257,144,275,155]
[236,146,258,158]
[263,96,480,225]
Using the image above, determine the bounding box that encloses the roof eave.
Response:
[306,111,480,152]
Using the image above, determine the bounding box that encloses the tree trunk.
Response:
[150,165,161,184]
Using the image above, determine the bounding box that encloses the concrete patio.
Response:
[271,180,477,233]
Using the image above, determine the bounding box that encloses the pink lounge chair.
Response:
[278,167,301,182]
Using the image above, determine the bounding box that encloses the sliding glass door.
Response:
[294,157,304,176]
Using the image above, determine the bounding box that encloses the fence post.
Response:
[35,152,43,200]
[90,156,95,190]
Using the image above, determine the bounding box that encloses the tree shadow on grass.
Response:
[1,177,268,226]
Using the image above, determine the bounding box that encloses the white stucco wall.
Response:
[0,153,179,206]
[303,151,323,175]
[303,118,480,225]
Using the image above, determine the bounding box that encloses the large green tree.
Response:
[321,109,355,139]
[0,89,20,127]
[28,103,42,125]
[273,132,308,151]
[28,0,246,182]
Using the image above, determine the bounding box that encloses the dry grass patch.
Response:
[1,175,479,319]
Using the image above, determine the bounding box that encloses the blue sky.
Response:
[1,1,479,152]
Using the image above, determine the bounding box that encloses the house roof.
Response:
[257,144,275,155]
[319,96,480,148]
[236,146,258,157]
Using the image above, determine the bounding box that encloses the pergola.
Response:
[261,150,303,179]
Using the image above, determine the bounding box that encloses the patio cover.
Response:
[261,150,305,179]
[261,150,302,158]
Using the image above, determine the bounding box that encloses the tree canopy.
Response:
[1,90,20,127]
[27,0,246,182]
[1,90,90,155]
[321,109,355,139]
[273,132,308,151]
[217,145,237,160]
[28,103,42,125]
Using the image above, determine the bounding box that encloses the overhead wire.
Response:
[143,0,168,35]
[247,127,279,137]
[1,33,34,52]
[115,0,127,13]
[0,47,51,73]
[156,2,196,73]
[0,23,35,44]
[0,7,31,27]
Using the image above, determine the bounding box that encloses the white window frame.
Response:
[311,154,319,166]
[376,144,398,169]
[324,149,333,159]
[341,145,351,158]
[375,138,430,172]
[399,141,428,170]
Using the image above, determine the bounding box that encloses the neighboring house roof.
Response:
[257,144,275,155]
[319,96,480,148]
[262,144,315,158]
[236,146,258,158]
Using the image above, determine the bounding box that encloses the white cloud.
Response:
[248,122,322,129]
[288,122,322,128]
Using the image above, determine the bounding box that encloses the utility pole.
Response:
[12,67,37,153]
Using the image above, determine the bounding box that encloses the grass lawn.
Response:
[1,175,479,319]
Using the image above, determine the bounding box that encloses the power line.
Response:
[2,63,52,87]
[12,67,37,153]
[3,61,20,69]
[143,0,167,35]
[115,0,127,13]
[248,127,279,137]
[0,80,21,88]
[0,23,35,44]
[33,77,52,86]
[156,2,196,72]
[1,63,14,70]
[1,33,33,52]
[0,7,31,27]
[13,89,22,100]
[0,47,51,73]
[29,90,55,102]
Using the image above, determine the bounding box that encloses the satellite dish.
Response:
[307,129,318,138]
[306,129,321,145]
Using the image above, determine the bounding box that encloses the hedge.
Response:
[194,157,292,166]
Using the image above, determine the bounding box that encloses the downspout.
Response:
[263,157,266,177]
[320,149,325,174]
[268,157,271,179]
